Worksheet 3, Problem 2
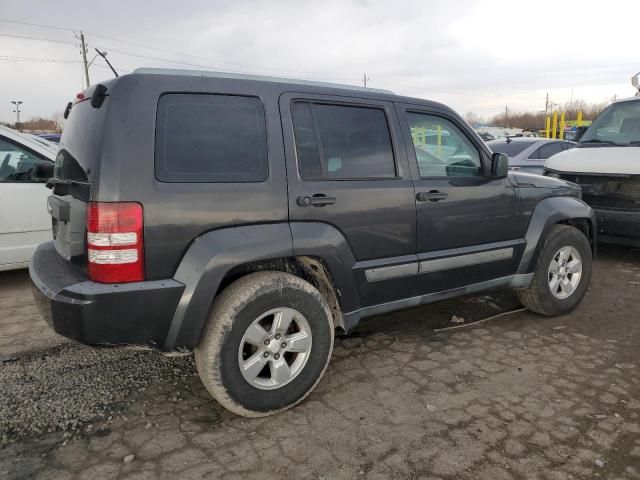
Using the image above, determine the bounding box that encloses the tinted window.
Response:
[0,137,47,183]
[487,140,536,157]
[156,94,268,183]
[407,113,482,177]
[529,142,564,160]
[292,102,396,180]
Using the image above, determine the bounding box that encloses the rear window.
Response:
[56,96,108,183]
[488,140,536,157]
[155,94,268,183]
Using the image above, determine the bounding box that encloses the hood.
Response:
[545,145,640,175]
[508,171,581,195]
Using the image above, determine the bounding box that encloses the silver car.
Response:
[487,138,575,175]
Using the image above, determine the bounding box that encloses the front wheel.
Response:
[517,225,592,316]
[195,271,334,417]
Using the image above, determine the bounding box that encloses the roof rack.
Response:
[133,68,395,95]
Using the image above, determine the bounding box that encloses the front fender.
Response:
[164,223,294,350]
[517,196,596,274]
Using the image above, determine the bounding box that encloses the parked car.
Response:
[0,125,56,271]
[38,133,62,144]
[487,137,575,175]
[31,69,594,417]
[545,92,640,247]
[478,131,495,141]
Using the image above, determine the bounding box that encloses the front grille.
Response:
[558,173,640,211]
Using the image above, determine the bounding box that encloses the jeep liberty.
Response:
[30,69,595,416]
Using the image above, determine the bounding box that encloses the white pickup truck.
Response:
[0,125,56,270]
[545,74,640,247]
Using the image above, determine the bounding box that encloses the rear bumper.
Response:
[29,242,185,349]
[594,208,640,247]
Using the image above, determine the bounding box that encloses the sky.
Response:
[1,0,639,124]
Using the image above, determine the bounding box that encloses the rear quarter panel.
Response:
[92,74,289,280]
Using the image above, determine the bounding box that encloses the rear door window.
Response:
[292,102,396,180]
[155,94,268,183]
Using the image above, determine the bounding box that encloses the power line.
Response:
[0,18,357,79]
[0,32,76,45]
[0,55,79,63]
[0,18,75,32]
[378,76,549,101]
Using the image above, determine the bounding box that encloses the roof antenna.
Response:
[95,48,119,78]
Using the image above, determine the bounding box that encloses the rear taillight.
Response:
[86,202,144,283]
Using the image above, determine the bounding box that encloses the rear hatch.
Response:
[49,85,110,263]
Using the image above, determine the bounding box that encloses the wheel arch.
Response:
[164,222,359,351]
[517,196,596,275]
[216,255,346,333]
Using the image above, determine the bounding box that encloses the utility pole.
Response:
[79,32,90,89]
[505,105,509,127]
[362,73,369,88]
[11,100,22,129]
[544,93,549,116]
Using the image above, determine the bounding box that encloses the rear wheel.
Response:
[518,225,592,316]
[195,271,334,417]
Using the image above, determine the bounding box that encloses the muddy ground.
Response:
[0,244,639,479]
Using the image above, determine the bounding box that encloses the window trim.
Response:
[0,134,50,184]
[291,99,400,182]
[154,92,270,184]
[404,110,485,180]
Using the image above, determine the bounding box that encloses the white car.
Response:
[545,92,640,247]
[0,125,57,270]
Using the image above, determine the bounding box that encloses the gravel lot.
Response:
[1,245,639,479]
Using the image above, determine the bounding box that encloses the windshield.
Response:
[580,98,640,145]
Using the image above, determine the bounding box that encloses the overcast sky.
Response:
[1,0,638,124]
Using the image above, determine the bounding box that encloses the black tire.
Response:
[195,271,334,417]
[517,224,592,316]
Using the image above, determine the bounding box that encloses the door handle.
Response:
[416,190,448,202]
[297,194,337,207]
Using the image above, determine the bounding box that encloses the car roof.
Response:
[610,95,640,105]
[487,137,538,144]
[128,67,452,112]
[134,68,395,95]
[0,124,57,160]
[487,138,567,144]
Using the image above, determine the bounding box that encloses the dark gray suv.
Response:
[31,69,595,416]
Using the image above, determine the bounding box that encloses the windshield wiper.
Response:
[579,139,625,146]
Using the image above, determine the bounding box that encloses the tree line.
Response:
[465,99,610,130]
[1,112,64,133]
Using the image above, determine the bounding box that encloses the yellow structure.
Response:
[545,117,551,138]
[544,111,590,138]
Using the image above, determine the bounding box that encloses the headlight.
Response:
[544,170,560,179]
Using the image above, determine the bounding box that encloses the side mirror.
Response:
[574,126,589,142]
[31,161,55,183]
[491,152,509,178]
